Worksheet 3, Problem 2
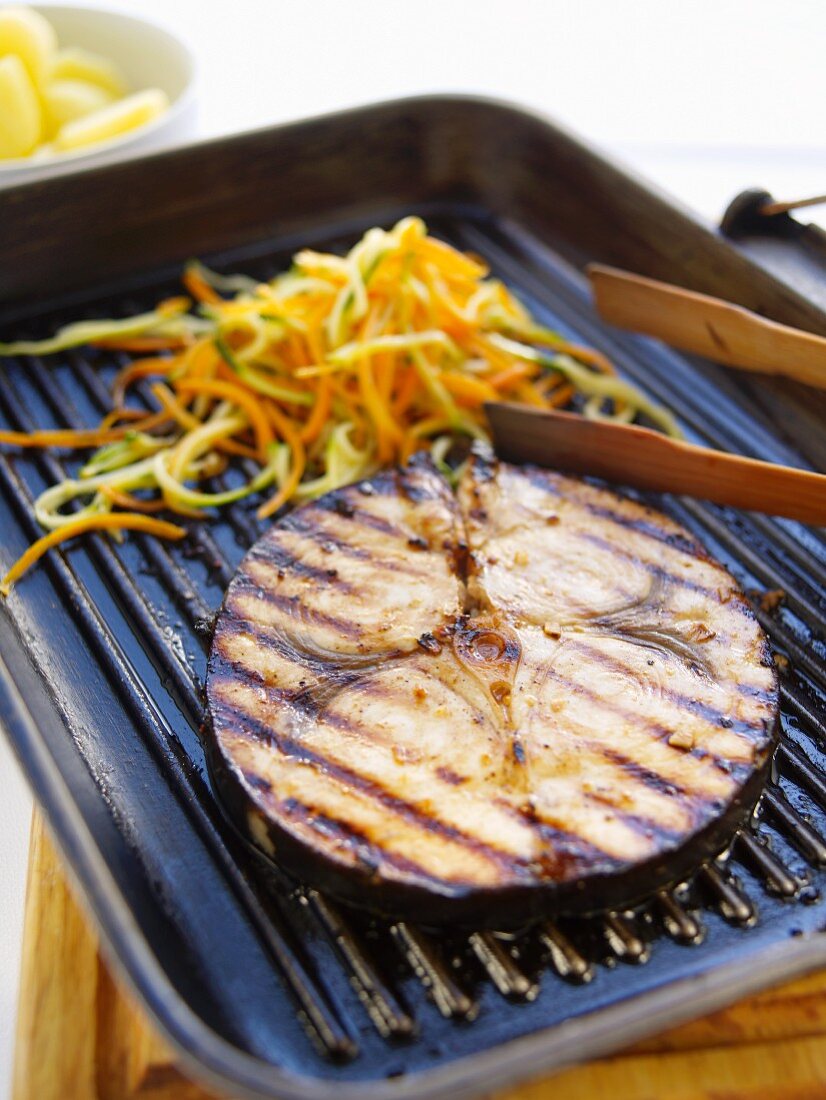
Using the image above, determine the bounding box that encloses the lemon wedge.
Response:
[49,46,127,97]
[42,78,114,137]
[0,8,172,163]
[0,6,56,86]
[0,53,41,157]
[53,88,169,153]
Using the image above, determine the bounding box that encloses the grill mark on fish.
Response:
[501,774,695,846]
[521,467,709,560]
[596,744,694,799]
[399,475,450,505]
[535,661,736,780]
[276,797,463,886]
[583,505,707,559]
[212,695,536,875]
[211,656,302,704]
[738,681,776,704]
[436,766,468,786]
[215,616,394,680]
[230,581,365,639]
[281,510,439,578]
[520,816,627,879]
[213,642,417,731]
[690,748,756,783]
[247,540,357,592]
[495,801,624,876]
[242,769,272,793]
[575,530,752,612]
[213,658,495,769]
[332,454,447,503]
[564,636,772,742]
[582,791,688,845]
[313,494,412,540]
[281,510,370,559]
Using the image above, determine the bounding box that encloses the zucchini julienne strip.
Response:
[0,298,193,357]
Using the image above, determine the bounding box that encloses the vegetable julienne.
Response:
[0,515,185,597]
[0,217,680,593]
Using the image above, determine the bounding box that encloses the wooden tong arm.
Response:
[588,263,826,390]
[485,403,826,526]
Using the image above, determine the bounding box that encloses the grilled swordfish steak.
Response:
[206,451,778,925]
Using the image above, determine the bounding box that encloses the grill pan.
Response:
[1,96,825,1100]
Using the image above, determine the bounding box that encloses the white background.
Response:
[1,1,825,1096]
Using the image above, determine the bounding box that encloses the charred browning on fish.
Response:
[211,695,531,868]
[562,636,768,741]
[574,530,753,610]
[436,766,468,786]
[206,452,778,926]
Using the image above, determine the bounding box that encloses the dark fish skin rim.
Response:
[204,715,777,929]
[204,460,780,929]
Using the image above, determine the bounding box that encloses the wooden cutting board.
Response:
[13,813,826,1100]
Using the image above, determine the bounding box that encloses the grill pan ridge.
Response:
[1,97,825,1099]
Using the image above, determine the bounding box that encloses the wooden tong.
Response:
[485,264,826,523]
[588,264,826,390]
[485,404,826,526]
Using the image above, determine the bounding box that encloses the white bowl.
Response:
[0,5,196,187]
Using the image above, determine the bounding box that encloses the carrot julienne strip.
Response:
[112,357,178,404]
[99,407,156,430]
[487,362,538,391]
[391,365,420,417]
[562,344,617,375]
[299,378,332,444]
[99,486,167,513]
[183,268,223,305]
[414,236,488,279]
[257,403,307,519]
[546,382,576,408]
[145,385,260,461]
[93,336,189,352]
[174,378,274,460]
[1,514,186,595]
[0,410,170,449]
[150,382,201,430]
[440,372,499,406]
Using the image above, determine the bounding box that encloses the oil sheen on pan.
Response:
[205,450,778,927]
